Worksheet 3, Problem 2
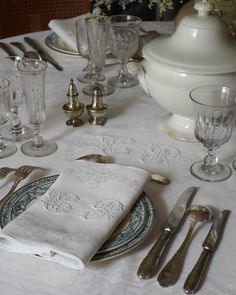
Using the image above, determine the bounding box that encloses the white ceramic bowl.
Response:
[138,0,236,141]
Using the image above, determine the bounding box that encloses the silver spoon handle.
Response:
[183,248,211,294]
[157,222,195,287]
[137,230,172,279]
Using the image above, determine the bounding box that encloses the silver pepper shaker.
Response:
[62,79,84,127]
[86,85,108,125]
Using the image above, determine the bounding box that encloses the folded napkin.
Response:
[0,161,149,269]
[48,15,86,51]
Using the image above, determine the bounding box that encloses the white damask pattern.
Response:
[139,144,181,166]
[81,200,126,221]
[41,189,80,214]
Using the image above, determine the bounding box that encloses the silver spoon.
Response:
[157,205,212,287]
[77,153,170,185]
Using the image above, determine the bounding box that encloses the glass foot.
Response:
[0,125,33,142]
[190,160,232,182]
[77,73,105,84]
[83,83,115,96]
[21,140,57,157]
[0,141,17,158]
[108,75,139,88]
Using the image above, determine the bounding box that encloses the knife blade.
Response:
[24,37,63,71]
[183,209,230,294]
[0,42,18,61]
[137,186,198,279]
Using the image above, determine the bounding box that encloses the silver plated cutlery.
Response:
[24,36,63,71]
[0,42,18,61]
[137,186,198,279]
[157,205,212,287]
[0,165,45,211]
[183,209,230,294]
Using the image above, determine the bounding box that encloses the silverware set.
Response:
[0,38,63,71]
[137,187,230,293]
[0,165,45,212]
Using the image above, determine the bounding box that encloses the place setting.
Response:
[0,1,236,294]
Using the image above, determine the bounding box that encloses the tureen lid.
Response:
[143,0,236,74]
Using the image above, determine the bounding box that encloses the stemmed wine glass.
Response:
[0,77,17,158]
[17,59,57,157]
[82,16,114,96]
[108,15,142,88]
[190,85,236,182]
[75,17,94,84]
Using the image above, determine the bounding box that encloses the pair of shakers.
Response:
[63,79,108,127]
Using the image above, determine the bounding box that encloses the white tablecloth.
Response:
[0,22,235,295]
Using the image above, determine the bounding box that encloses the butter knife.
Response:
[24,37,63,71]
[0,42,18,61]
[137,186,198,279]
[183,209,230,294]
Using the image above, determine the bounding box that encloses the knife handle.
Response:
[137,230,171,279]
[183,248,211,294]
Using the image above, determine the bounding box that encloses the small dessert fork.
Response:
[0,165,45,207]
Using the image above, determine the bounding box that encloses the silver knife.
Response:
[24,37,63,71]
[183,209,230,294]
[137,186,198,279]
[0,42,18,61]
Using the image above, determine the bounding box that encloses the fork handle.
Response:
[0,178,22,207]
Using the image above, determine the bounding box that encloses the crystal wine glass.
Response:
[82,16,114,96]
[0,72,33,142]
[190,85,236,182]
[108,15,142,88]
[0,77,17,158]
[17,59,57,157]
[75,17,94,84]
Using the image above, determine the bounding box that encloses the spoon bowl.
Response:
[157,205,212,287]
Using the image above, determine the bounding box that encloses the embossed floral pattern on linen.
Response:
[139,144,181,166]
[41,189,80,214]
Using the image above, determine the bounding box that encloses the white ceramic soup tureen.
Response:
[138,0,236,142]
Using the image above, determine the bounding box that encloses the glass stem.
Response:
[10,104,22,135]
[118,61,129,84]
[32,124,44,148]
[204,148,218,167]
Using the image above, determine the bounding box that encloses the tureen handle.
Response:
[194,0,214,16]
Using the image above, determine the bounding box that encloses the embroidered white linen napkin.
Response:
[48,15,86,51]
[0,161,149,269]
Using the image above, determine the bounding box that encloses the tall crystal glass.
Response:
[17,59,57,157]
[82,16,114,96]
[0,77,17,158]
[0,72,33,142]
[76,17,93,84]
[108,15,142,88]
[190,85,236,182]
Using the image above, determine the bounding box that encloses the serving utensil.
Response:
[0,165,45,208]
[77,153,170,185]
[137,187,198,279]
[157,205,212,287]
[183,209,230,294]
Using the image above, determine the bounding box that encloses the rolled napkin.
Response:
[0,161,149,269]
[48,15,86,51]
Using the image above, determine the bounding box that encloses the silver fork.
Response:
[0,167,16,179]
[0,165,45,207]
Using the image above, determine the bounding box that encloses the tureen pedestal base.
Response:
[159,113,197,142]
